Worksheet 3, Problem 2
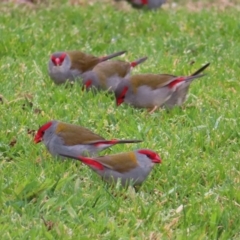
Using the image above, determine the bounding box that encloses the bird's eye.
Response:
[146,154,152,159]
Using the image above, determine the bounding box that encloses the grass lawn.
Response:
[0,0,240,239]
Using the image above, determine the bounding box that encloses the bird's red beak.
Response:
[116,98,123,106]
[116,86,128,106]
[34,134,42,144]
[55,58,60,66]
[85,80,92,88]
[82,80,92,91]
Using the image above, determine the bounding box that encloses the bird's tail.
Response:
[130,56,148,68]
[100,50,126,62]
[184,74,206,83]
[191,62,210,76]
[110,139,142,144]
[89,139,142,147]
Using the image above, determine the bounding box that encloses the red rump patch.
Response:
[93,140,118,147]
[168,77,185,89]
[80,157,104,170]
[130,61,137,68]
[141,0,148,4]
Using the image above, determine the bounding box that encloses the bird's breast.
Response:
[49,67,82,83]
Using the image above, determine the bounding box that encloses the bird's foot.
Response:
[147,106,158,114]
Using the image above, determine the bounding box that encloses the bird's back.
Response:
[96,61,130,81]
[68,51,100,72]
[95,151,154,186]
[56,122,105,146]
[96,152,138,173]
[130,74,177,93]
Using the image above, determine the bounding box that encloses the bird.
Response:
[48,50,126,85]
[59,149,162,187]
[162,63,210,108]
[81,56,148,92]
[114,70,206,113]
[115,0,166,10]
[34,120,142,158]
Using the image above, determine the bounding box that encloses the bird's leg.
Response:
[147,106,158,114]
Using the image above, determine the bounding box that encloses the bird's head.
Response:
[50,52,67,66]
[138,149,162,163]
[34,121,53,143]
[82,71,99,91]
[115,82,129,106]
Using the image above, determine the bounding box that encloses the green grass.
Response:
[0,1,240,239]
